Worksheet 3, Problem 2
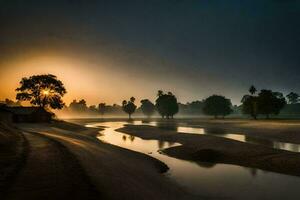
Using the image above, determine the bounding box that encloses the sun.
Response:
[42,89,50,96]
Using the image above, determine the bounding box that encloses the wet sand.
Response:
[117,121,300,177]
[3,118,300,199]
[183,119,300,143]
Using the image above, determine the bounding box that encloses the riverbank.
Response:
[68,118,300,143]
[117,120,300,177]
[179,118,300,144]
[4,118,300,199]
[2,120,192,200]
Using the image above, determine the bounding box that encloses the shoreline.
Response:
[3,118,300,199]
[118,123,300,177]
[67,117,300,143]
[8,120,193,199]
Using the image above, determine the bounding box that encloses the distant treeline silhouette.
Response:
[54,87,297,119]
[1,74,300,120]
[241,85,287,119]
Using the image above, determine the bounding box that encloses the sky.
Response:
[0,0,299,106]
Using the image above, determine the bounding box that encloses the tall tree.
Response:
[122,97,137,119]
[16,74,66,109]
[98,103,106,116]
[69,99,88,113]
[249,85,257,95]
[140,99,156,118]
[257,90,286,119]
[202,95,233,118]
[89,105,98,113]
[241,95,258,119]
[241,85,258,119]
[155,91,179,119]
[286,92,299,104]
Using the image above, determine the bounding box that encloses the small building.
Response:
[0,106,53,123]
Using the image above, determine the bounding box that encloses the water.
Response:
[88,121,300,199]
[134,120,300,153]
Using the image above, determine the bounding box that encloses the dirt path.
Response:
[5,131,99,200]
[18,123,194,200]
[0,122,27,198]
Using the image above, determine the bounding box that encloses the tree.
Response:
[177,101,204,116]
[16,74,66,109]
[257,90,286,119]
[241,95,258,119]
[202,95,233,118]
[241,85,258,119]
[69,99,88,113]
[122,97,137,119]
[89,105,98,114]
[188,101,204,114]
[249,85,257,95]
[140,99,156,118]
[4,99,21,107]
[155,90,179,119]
[286,92,299,104]
[98,103,106,116]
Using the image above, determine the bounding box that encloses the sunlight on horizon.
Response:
[0,54,158,106]
[0,53,208,106]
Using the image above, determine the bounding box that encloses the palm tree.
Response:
[122,97,137,119]
[249,85,257,95]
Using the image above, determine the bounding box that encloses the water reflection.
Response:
[135,121,300,153]
[88,121,300,199]
[196,161,217,169]
[177,126,204,134]
[129,135,135,142]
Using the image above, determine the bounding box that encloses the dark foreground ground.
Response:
[2,118,300,199]
[118,123,300,177]
[0,120,192,200]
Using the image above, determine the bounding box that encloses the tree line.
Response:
[7,74,300,119]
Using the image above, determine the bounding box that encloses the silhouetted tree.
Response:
[188,101,204,114]
[202,95,233,118]
[16,74,66,109]
[98,103,106,116]
[122,97,137,119]
[257,90,286,119]
[89,105,98,114]
[4,99,21,107]
[155,90,179,119]
[177,101,204,116]
[286,92,299,104]
[241,95,258,119]
[249,85,257,95]
[69,99,88,113]
[157,90,163,97]
[241,85,258,119]
[140,99,156,118]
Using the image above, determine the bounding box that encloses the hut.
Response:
[0,106,53,123]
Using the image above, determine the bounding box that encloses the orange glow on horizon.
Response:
[0,53,159,106]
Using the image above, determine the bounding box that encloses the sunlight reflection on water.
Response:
[86,121,300,199]
[133,120,300,153]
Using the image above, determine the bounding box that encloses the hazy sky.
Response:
[0,0,299,106]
